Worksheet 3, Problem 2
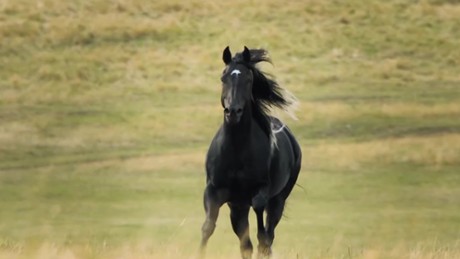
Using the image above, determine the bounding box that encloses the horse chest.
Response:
[212,160,268,189]
[227,167,254,182]
[206,128,271,190]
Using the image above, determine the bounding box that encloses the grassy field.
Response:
[1,0,460,258]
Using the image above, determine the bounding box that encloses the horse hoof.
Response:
[257,246,272,259]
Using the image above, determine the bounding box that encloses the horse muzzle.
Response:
[224,107,243,124]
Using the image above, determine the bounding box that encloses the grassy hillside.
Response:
[1,0,459,258]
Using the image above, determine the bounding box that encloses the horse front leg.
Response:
[253,207,271,258]
[252,186,271,258]
[229,203,253,259]
[200,184,227,257]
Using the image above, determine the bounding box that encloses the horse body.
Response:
[200,46,302,259]
[207,119,271,202]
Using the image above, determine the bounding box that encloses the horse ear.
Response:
[242,46,251,63]
[222,46,232,65]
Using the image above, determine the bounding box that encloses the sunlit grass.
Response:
[1,0,459,258]
[305,133,460,170]
[0,241,459,259]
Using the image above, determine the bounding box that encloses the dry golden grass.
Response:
[1,241,459,259]
[305,133,460,170]
[1,0,459,258]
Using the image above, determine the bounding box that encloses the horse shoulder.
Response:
[205,127,225,179]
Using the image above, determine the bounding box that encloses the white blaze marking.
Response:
[230,69,241,76]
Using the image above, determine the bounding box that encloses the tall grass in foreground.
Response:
[1,241,459,259]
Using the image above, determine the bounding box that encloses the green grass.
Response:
[1,0,460,258]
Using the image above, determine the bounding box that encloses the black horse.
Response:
[200,46,302,259]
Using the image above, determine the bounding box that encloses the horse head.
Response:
[220,46,253,125]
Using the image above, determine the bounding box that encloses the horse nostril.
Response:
[224,107,242,115]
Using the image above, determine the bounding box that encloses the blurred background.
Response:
[1,0,459,258]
